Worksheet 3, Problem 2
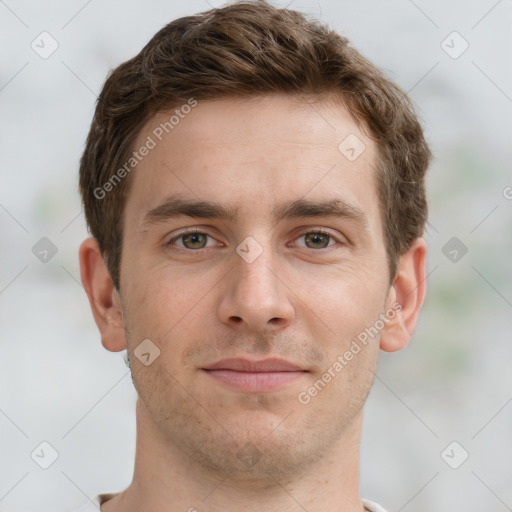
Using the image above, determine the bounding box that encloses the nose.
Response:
[217,248,295,333]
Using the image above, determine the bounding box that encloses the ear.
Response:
[79,237,127,352]
[380,237,427,353]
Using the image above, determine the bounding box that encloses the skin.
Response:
[79,93,427,512]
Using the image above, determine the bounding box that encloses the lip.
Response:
[204,358,305,372]
[202,358,308,392]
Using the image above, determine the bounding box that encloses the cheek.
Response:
[122,264,222,376]
[124,262,200,327]
[288,261,387,341]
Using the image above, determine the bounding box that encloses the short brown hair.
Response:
[79,0,431,291]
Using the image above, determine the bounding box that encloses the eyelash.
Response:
[165,227,343,252]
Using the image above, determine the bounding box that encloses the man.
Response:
[77,1,430,511]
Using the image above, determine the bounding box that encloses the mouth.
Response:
[202,358,308,393]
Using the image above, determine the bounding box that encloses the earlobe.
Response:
[79,237,127,352]
[380,237,428,353]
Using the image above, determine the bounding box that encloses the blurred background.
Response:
[0,1,511,511]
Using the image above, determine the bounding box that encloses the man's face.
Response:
[119,94,392,479]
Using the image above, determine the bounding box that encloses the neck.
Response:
[103,399,367,512]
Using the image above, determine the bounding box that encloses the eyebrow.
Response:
[140,194,369,230]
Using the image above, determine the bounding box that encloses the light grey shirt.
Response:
[73,494,390,511]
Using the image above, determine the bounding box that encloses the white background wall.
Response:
[1,1,511,511]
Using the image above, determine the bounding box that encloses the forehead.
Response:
[124,94,381,228]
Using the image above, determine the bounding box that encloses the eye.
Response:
[295,230,339,249]
[165,228,341,252]
[166,229,217,250]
